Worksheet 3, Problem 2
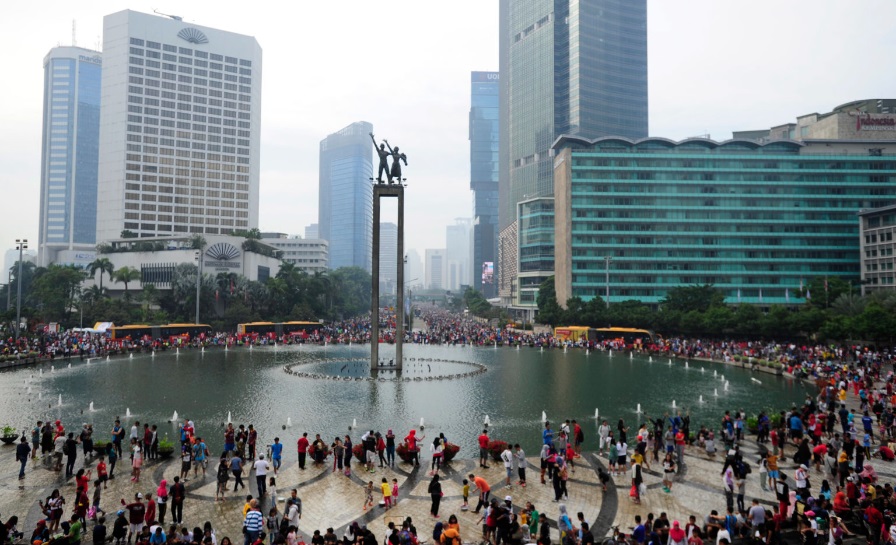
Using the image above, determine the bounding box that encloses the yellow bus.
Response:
[109,323,212,341]
[592,327,655,345]
[553,326,595,342]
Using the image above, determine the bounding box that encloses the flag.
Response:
[759,288,763,303]
[824,277,829,292]
[737,288,741,303]
[806,289,811,300]
[786,288,790,303]
[799,278,804,291]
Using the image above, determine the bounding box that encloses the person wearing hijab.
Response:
[668,521,686,545]
[428,475,442,518]
[557,504,574,545]
[156,480,168,525]
[432,522,444,544]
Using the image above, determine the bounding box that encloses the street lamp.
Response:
[604,256,612,309]
[15,239,27,338]
[194,249,203,324]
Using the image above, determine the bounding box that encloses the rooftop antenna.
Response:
[153,8,184,21]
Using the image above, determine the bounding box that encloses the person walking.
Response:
[231,452,246,491]
[254,455,270,497]
[16,435,30,480]
[428,475,442,519]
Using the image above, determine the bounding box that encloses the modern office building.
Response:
[498,0,648,309]
[38,47,103,267]
[552,136,896,306]
[378,222,398,295]
[858,204,896,294]
[404,248,423,289]
[96,10,263,242]
[260,233,329,274]
[425,249,446,290]
[304,223,319,239]
[446,218,472,292]
[318,121,373,271]
[470,71,500,298]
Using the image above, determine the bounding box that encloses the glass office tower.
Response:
[498,0,648,307]
[318,121,373,271]
[470,71,500,298]
[38,47,102,267]
[553,137,896,305]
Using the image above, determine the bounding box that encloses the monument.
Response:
[369,133,406,370]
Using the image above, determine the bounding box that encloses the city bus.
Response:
[553,326,595,342]
[109,323,212,341]
[237,321,322,338]
[592,327,655,346]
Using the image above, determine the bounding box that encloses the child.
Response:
[363,482,374,512]
[92,479,106,521]
[381,477,392,509]
[112,510,128,545]
[269,477,278,503]
[266,508,280,545]
[391,479,399,502]
[92,516,107,545]
[461,479,470,511]
[97,456,108,489]
[565,444,576,473]
[597,467,610,492]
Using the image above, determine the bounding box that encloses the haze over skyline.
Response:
[2,1,896,257]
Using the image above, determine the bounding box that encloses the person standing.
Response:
[500,446,514,487]
[270,438,283,475]
[156,480,168,525]
[254,455,270,497]
[64,432,78,477]
[478,430,490,468]
[514,444,527,487]
[297,433,309,470]
[385,430,396,467]
[428,475,442,519]
[247,425,258,460]
[120,493,146,543]
[228,450,245,490]
[16,435,30,479]
[169,477,186,526]
[31,420,42,460]
[243,500,264,545]
[216,458,230,502]
[111,420,124,458]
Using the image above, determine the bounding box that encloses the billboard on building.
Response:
[482,261,494,285]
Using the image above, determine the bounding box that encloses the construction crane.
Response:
[153,8,183,21]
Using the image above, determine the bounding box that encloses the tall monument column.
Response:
[370,184,405,370]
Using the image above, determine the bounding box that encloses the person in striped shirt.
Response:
[243,499,264,545]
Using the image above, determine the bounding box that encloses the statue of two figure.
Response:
[370,132,408,184]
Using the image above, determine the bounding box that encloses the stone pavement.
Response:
[3,432,895,545]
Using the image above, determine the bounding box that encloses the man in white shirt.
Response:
[254,454,270,497]
[501,447,514,487]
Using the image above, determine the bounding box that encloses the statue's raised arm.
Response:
[371,133,391,183]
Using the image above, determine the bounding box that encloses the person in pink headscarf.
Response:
[155,480,168,525]
[668,521,686,545]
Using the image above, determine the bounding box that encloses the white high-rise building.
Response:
[404,248,423,289]
[96,10,263,242]
[446,218,472,292]
[425,249,446,290]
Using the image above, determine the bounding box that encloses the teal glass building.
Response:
[470,72,500,298]
[498,0,648,308]
[552,136,896,306]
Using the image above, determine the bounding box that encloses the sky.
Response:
[2,1,896,259]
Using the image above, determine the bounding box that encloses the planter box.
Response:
[0,436,17,445]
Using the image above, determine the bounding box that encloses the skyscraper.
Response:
[318,121,373,271]
[425,249,446,290]
[446,218,472,292]
[96,10,263,242]
[470,71,500,298]
[38,47,102,267]
[498,0,648,308]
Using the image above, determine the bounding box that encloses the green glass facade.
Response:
[553,137,896,306]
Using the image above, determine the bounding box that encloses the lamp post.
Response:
[194,249,203,324]
[604,256,612,309]
[15,239,27,338]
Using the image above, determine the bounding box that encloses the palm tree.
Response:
[112,266,141,295]
[88,258,115,290]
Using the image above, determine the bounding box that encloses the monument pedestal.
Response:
[370,183,405,370]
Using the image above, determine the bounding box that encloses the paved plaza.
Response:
[2,419,894,544]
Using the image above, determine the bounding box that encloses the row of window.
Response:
[128,75,249,96]
[129,37,251,67]
[122,222,249,233]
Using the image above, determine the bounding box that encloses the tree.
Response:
[112,266,141,295]
[660,284,725,313]
[799,277,851,309]
[88,258,115,290]
[535,276,563,326]
[119,230,138,239]
[30,265,83,323]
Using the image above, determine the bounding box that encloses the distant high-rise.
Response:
[498,0,648,307]
[379,222,398,294]
[470,71,500,298]
[425,249,446,290]
[96,10,263,242]
[38,47,103,267]
[304,223,319,239]
[446,219,472,292]
[318,121,374,271]
[404,248,423,289]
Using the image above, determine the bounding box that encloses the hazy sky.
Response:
[2,1,896,258]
